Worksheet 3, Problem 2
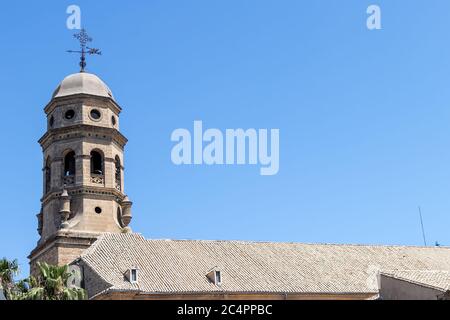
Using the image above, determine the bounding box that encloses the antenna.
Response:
[418,206,427,246]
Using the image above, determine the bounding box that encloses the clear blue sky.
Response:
[1,1,450,276]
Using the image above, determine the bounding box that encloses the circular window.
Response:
[111,116,117,126]
[95,207,102,214]
[90,109,101,120]
[49,116,55,128]
[64,110,75,120]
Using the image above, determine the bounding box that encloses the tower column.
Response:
[81,155,91,185]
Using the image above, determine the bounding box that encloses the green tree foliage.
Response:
[0,258,19,299]
[1,259,86,300]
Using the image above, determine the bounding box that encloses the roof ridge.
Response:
[88,233,450,250]
[134,237,450,250]
[382,269,450,274]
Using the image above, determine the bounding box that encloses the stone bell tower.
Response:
[29,71,133,274]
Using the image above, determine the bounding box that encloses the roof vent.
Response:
[206,268,222,286]
[125,267,139,284]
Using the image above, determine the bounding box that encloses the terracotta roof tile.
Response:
[80,233,450,296]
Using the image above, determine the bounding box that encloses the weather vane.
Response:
[67,29,101,72]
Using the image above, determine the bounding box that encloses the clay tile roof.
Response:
[79,233,450,297]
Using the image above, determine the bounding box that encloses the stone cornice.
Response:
[44,94,122,115]
[41,185,126,205]
[75,155,118,162]
[39,124,128,150]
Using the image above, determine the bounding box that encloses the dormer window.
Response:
[131,269,138,283]
[206,268,222,286]
[125,267,139,284]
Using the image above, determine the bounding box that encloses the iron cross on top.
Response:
[67,29,102,72]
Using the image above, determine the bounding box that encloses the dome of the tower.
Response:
[52,72,114,100]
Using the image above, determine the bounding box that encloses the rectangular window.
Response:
[131,269,138,283]
[215,271,221,285]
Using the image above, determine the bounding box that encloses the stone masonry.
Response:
[29,72,133,275]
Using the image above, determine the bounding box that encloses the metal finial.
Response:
[67,28,102,72]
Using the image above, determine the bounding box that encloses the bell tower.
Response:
[29,71,133,274]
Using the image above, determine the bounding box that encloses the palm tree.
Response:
[19,262,86,300]
[0,259,86,300]
[0,258,19,299]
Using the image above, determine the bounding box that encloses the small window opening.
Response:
[95,207,102,214]
[215,271,222,285]
[115,156,121,186]
[64,151,76,176]
[90,109,101,120]
[131,269,138,283]
[65,110,75,120]
[126,268,139,284]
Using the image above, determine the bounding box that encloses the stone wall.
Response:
[379,274,444,300]
[29,232,98,277]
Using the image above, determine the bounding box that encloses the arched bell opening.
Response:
[63,151,76,186]
[44,157,52,194]
[115,155,122,191]
[90,150,105,185]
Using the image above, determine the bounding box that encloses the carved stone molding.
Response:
[91,175,104,185]
[41,186,125,206]
[63,175,75,185]
[39,124,128,151]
